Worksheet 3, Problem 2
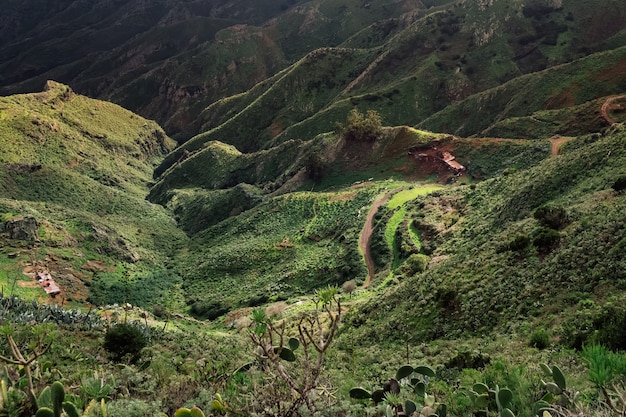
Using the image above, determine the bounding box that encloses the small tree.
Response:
[337,109,384,142]
[103,323,148,363]
[533,205,569,230]
[248,286,341,416]
[341,279,357,298]
[0,324,54,412]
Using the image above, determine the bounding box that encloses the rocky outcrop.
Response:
[4,216,39,242]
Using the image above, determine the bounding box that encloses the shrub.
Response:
[612,175,626,192]
[436,286,460,315]
[305,153,326,182]
[341,279,357,298]
[529,327,550,349]
[508,234,531,252]
[532,227,560,250]
[246,294,269,307]
[105,399,164,417]
[399,253,430,275]
[445,349,490,370]
[336,109,383,142]
[152,304,166,318]
[593,305,626,351]
[103,323,148,363]
[562,304,626,350]
[533,205,569,230]
[190,300,229,320]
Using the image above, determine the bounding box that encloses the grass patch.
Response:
[387,186,442,209]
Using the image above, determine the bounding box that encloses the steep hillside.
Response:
[0,82,186,305]
[348,127,626,348]
[0,0,433,141]
[0,2,625,412]
[3,0,626,144]
[152,0,626,180]
[419,46,626,136]
[150,125,552,315]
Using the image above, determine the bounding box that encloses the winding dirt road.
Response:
[358,193,393,288]
[549,136,573,157]
[600,94,626,125]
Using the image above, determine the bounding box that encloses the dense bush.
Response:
[529,327,550,349]
[612,175,626,192]
[103,323,148,363]
[562,304,626,350]
[532,227,560,250]
[399,253,430,275]
[190,300,230,320]
[88,269,180,310]
[445,349,490,370]
[533,205,569,230]
[305,152,326,182]
[152,304,167,318]
[593,305,626,351]
[508,234,531,252]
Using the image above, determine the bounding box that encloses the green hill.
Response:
[0,81,186,305]
[349,128,626,345]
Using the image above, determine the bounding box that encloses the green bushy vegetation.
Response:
[0,83,187,308]
[103,323,148,363]
[347,129,626,349]
[420,45,626,136]
[336,109,384,143]
[175,188,377,315]
[2,2,626,416]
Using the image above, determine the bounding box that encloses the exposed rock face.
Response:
[5,216,39,242]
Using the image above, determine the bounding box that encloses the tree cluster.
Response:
[336,109,384,142]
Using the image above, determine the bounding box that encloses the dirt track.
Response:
[549,136,573,157]
[358,192,394,288]
[600,94,626,125]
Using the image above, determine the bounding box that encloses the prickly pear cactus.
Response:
[35,408,55,417]
[50,381,65,417]
[174,406,206,417]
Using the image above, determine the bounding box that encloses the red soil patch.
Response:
[544,84,579,110]
[267,121,284,137]
[593,58,626,82]
[402,144,466,183]
[18,255,100,304]
[350,181,373,189]
[83,259,115,273]
[17,279,39,289]
[329,191,357,202]
[224,307,253,325]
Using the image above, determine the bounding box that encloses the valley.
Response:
[0,1,626,416]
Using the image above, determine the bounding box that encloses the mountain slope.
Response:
[0,0,432,141]
[0,82,186,305]
[4,0,625,144]
[419,45,626,136]
[348,127,626,347]
[151,0,626,182]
